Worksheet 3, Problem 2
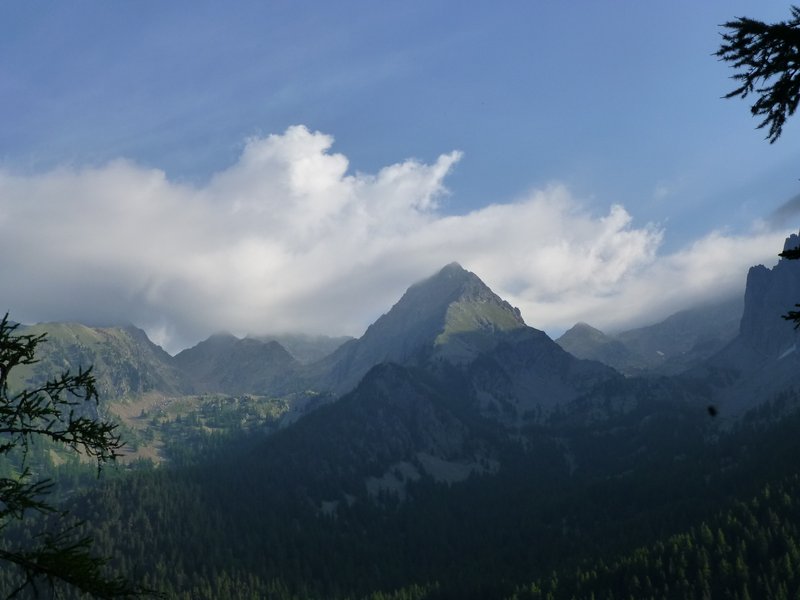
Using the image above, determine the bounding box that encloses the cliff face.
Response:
[738,232,800,358]
[685,232,800,415]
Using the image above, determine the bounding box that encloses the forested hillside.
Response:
[512,473,800,600]
[5,378,799,598]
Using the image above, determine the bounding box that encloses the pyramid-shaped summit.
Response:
[367,262,526,350]
[318,263,527,393]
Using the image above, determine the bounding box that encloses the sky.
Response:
[2,1,800,353]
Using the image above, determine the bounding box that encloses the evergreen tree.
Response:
[0,314,145,598]
[717,6,800,143]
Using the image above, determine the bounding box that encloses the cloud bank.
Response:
[0,125,787,353]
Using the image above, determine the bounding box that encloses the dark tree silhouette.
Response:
[718,7,800,327]
[0,314,145,598]
[717,7,800,143]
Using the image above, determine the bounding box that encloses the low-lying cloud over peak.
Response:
[0,125,786,352]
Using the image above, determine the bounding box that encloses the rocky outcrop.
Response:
[685,231,800,415]
[738,234,800,358]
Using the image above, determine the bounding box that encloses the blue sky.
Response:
[2,1,799,351]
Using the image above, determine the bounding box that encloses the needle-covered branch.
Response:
[1,525,140,600]
[717,6,800,143]
[0,367,122,465]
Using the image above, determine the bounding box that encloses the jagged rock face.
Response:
[318,263,527,393]
[739,236,800,358]
[682,231,800,415]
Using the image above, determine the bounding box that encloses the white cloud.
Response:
[0,125,787,352]
[516,228,786,335]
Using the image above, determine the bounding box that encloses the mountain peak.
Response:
[405,261,475,293]
[556,322,609,345]
[319,264,526,393]
[439,261,466,274]
[174,333,299,394]
[570,322,603,334]
[556,321,645,376]
[395,264,525,341]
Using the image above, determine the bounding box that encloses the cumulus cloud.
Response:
[0,125,787,352]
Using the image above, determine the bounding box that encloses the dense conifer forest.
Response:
[3,384,800,599]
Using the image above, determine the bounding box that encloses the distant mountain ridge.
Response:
[11,263,619,426]
[556,296,744,376]
[556,322,643,374]
[11,324,348,402]
[173,333,301,395]
[15,246,800,425]
[556,230,800,416]
[252,333,352,364]
[9,322,191,401]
